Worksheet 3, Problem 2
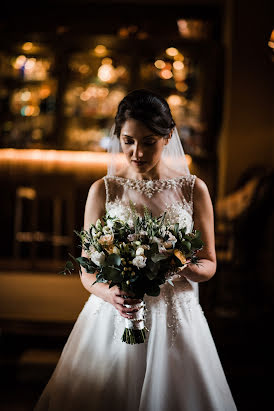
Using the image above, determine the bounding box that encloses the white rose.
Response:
[90,251,105,266]
[136,247,145,256]
[102,225,113,234]
[132,255,147,268]
[106,219,114,228]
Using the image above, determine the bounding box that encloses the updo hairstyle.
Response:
[114,89,175,138]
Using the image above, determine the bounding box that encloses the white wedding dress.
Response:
[34,174,237,411]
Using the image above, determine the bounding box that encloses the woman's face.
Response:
[119,119,169,173]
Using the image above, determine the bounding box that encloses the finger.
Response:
[116,296,126,306]
[124,298,142,305]
[116,305,134,319]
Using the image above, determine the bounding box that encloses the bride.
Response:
[34,89,237,410]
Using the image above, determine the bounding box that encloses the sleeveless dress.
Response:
[34,174,237,411]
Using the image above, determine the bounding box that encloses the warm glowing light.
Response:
[173,61,184,70]
[80,91,91,101]
[79,64,89,74]
[39,85,51,99]
[102,57,112,65]
[175,82,188,92]
[186,154,192,167]
[116,66,127,78]
[174,53,184,61]
[268,41,274,49]
[167,95,182,106]
[21,91,31,101]
[154,60,165,69]
[98,64,117,83]
[24,58,36,70]
[119,28,129,38]
[20,105,40,116]
[269,29,274,42]
[166,47,178,57]
[0,149,126,169]
[160,69,173,79]
[13,55,27,69]
[22,42,33,51]
[94,45,107,56]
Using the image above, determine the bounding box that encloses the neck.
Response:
[127,161,165,180]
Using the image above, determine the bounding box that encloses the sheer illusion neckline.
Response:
[108,175,190,183]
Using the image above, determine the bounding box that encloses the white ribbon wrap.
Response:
[124,301,145,330]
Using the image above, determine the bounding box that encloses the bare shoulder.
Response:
[87,177,106,198]
[193,176,213,216]
[193,176,210,200]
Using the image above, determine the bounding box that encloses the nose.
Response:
[133,143,144,159]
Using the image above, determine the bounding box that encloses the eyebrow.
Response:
[122,134,155,139]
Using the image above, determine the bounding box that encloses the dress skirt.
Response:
[34,277,237,411]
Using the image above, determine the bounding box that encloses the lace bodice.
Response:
[103,174,197,233]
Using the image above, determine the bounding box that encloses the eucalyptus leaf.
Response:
[151,253,169,263]
[106,253,121,267]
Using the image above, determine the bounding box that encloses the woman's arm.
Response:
[181,177,217,283]
[79,178,109,299]
[79,178,141,319]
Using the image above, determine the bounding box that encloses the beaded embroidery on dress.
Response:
[34,174,238,411]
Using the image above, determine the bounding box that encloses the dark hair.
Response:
[114,89,175,137]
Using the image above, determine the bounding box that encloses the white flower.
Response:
[106,219,114,228]
[95,219,102,230]
[132,255,147,268]
[90,251,105,266]
[136,247,145,256]
[91,227,97,237]
[167,232,177,243]
[98,234,114,246]
[102,225,113,234]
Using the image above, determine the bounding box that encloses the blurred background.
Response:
[0,0,273,409]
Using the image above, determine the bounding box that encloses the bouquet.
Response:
[62,204,204,344]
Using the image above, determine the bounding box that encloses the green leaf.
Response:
[182,241,191,251]
[102,266,122,282]
[174,223,179,235]
[151,253,169,263]
[148,260,160,274]
[105,253,121,267]
[146,270,158,280]
[191,238,204,249]
[65,260,74,271]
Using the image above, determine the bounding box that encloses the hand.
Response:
[104,285,142,319]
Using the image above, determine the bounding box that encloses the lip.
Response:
[132,160,147,166]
